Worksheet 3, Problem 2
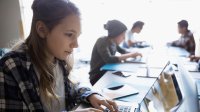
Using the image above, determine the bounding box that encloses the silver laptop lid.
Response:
[175,61,199,112]
[137,62,185,112]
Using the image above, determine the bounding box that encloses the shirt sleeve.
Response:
[73,83,99,103]
[96,40,120,63]
[117,46,129,54]
[171,38,183,47]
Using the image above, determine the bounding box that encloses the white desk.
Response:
[92,68,164,103]
[75,46,199,111]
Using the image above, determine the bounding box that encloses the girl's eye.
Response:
[65,33,73,37]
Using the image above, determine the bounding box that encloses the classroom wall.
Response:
[73,0,200,56]
[0,0,22,48]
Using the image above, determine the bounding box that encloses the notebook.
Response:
[100,63,139,73]
[102,84,139,100]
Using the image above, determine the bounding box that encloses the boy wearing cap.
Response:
[89,20,142,85]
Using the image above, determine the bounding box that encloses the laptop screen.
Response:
[137,62,183,112]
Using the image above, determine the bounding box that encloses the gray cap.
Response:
[104,20,127,38]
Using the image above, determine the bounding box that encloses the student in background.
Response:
[124,21,145,48]
[89,20,142,85]
[0,0,117,112]
[168,20,196,55]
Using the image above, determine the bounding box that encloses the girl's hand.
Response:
[88,94,118,112]
[130,52,142,58]
[74,108,103,112]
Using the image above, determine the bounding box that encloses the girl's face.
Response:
[45,15,81,61]
[114,32,126,45]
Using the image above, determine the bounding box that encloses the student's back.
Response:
[89,36,122,83]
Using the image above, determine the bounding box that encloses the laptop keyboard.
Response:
[104,105,131,112]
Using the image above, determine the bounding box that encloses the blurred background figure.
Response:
[123,21,146,48]
[168,20,196,55]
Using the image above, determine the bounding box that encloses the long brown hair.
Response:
[25,0,80,104]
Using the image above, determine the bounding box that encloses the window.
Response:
[20,0,200,55]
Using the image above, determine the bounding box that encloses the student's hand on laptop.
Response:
[130,52,142,58]
[88,94,118,112]
[74,108,103,112]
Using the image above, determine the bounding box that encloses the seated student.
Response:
[124,21,145,48]
[0,0,117,112]
[168,20,196,55]
[89,20,142,85]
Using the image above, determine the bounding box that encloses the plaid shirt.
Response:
[0,43,95,112]
[171,30,196,55]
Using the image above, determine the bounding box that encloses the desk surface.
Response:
[75,46,199,111]
[91,46,199,111]
[92,46,199,101]
[92,68,164,103]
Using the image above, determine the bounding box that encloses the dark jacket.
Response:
[89,37,128,84]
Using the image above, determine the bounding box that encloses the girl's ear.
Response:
[36,21,49,38]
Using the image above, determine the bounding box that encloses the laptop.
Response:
[175,61,199,112]
[132,41,150,48]
[99,62,170,112]
[74,100,138,112]
[125,56,147,64]
[136,61,199,112]
[79,61,198,112]
[137,63,183,112]
[75,62,170,112]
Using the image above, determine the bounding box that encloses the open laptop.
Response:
[136,61,199,112]
[137,63,183,112]
[125,56,147,64]
[106,62,171,112]
[175,61,199,112]
[132,41,151,48]
[88,61,199,112]
[75,62,170,112]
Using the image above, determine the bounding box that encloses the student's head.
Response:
[178,20,189,34]
[26,0,80,103]
[28,0,80,61]
[131,21,144,33]
[104,20,127,44]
